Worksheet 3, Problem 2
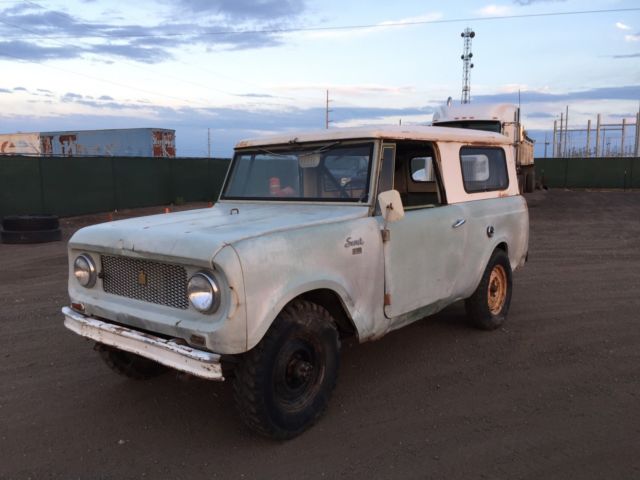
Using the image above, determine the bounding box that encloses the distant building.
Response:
[0,128,176,157]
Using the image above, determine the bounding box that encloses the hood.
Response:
[69,202,369,264]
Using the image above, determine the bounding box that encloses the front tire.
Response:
[465,249,513,330]
[233,300,340,440]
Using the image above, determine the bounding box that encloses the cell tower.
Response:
[460,28,475,104]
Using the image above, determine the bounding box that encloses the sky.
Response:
[0,0,638,157]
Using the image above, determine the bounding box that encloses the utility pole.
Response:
[207,128,211,158]
[586,119,591,158]
[325,89,332,129]
[460,28,475,104]
[559,112,564,158]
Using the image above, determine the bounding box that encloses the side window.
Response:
[378,145,395,194]
[460,147,508,192]
[410,157,435,182]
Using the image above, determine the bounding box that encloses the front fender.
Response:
[232,217,384,351]
[246,279,355,351]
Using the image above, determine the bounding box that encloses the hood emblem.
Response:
[137,270,148,286]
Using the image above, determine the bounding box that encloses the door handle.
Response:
[452,218,466,228]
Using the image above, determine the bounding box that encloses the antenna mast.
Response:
[460,28,475,104]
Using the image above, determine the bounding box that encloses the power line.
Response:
[0,7,638,40]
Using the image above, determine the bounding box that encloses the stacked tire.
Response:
[0,215,62,244]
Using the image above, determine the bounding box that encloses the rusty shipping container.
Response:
[0,128,176,157]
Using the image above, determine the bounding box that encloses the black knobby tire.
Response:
[0,228,62,244]
[95,344,167,380]
[1,215,59,232]
[233,300,340,440]
[465,249,513,330]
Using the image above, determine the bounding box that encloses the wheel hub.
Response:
[290,358,313,382]
[487,264,507,315]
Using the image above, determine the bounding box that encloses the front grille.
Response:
[100,255,189,309]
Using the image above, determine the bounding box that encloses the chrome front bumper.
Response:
[62,307,224,381]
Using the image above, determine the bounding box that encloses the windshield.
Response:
[434,120,502,133]
[222,142,373,203]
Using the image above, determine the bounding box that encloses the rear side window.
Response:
[459,147,508,192]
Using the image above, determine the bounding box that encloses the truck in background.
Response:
[0,128,176,158]
[432,102,536,193]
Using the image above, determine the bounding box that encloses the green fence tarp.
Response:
[0,156,230,217]
[535,157,639,189]
[3,155,638,217]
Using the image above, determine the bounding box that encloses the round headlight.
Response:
[187,272,220,313]
[74,254,97,288]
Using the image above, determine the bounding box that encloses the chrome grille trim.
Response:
[100,255,189,309]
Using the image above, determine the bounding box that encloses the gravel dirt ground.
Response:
[1,191,639,480]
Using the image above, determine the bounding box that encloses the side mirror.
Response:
[377,190,405,223]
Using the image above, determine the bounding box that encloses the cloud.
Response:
[473,85,640,103]
[62,92,84,101]
[0,1,307,64]
[13,86,28,91]
[625,34,640,42]
[235,93,278,98]
[616,22,631,31]
[0,40,82,61]
[512,0,566,5]
[273,83,415,95]
[612,52,640,59]
[0,88,12,94]
[477,5,512,16]
[526,112,555,119]
[169,0,306,21]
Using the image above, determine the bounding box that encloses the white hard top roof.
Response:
[235,125,510,149]
[432,103,518,124]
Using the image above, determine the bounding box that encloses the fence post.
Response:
[586,119,591,158]
[595,114,601,157]
[38,156,46,214]
[634,111,639,157]
[564,106,569,158]
[621,118,626,157]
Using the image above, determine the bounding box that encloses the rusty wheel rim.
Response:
[487,264,507,315]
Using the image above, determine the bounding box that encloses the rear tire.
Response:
[233,300,340,440]
[0,228,62,244]
[465,249,512,330]
[95,344,167,380]
[1,214,59,231]
[1,215,62,244]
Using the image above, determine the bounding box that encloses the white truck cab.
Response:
[433,102,536,192]
[63,125,529,439]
